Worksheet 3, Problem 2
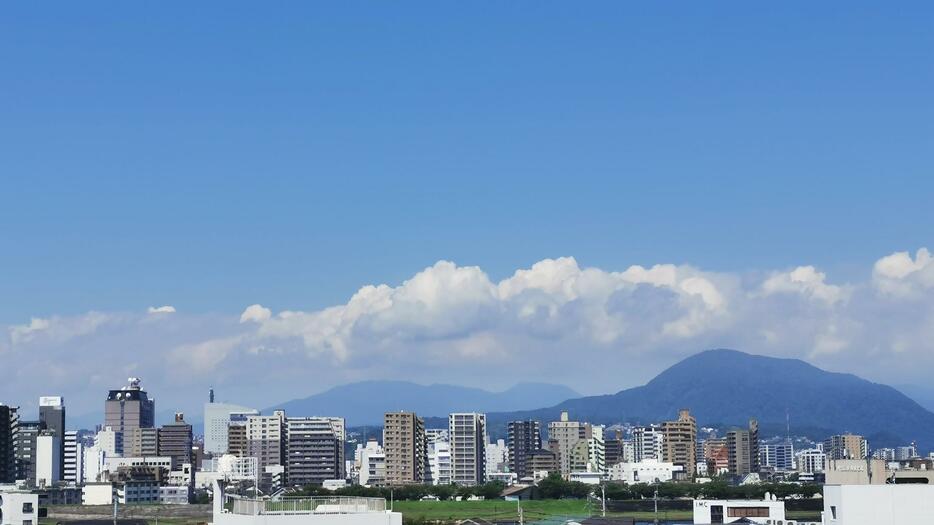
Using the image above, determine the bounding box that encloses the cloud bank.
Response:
[3,249,934,421]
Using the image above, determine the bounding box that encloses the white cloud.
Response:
[873,248,934,297]
[240,304,272,323]
[147,305,177,314]
[4,248,934,422]
[761,265,847,305]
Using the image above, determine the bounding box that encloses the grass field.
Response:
[392,499,590,522]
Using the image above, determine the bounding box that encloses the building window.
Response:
[830,506,837,520]
[22,503,34,513]
[728,507,770,518]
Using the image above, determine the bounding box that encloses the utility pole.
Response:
[518,497,523,525]
[601,484,606,517]
[653,486,659,525]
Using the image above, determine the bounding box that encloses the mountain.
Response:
[268,381,579,426]
[487,349,934,450]
[895,384,934,413]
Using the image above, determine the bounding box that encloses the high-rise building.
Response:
[63,430,84,485]
[587,426,606,474]
[749,419,760,473]
[796,448,826,474]
[548,412,591,477]
[759,441,794,471]
[604,429,624,468]
[449,413,486,486]
[126,427,159,457]
[36,431,61,486]
[227,422,248,456]
[507,420,541,479]
[248,411,286,490]
[0,404,17,484]
[726,430,752,476]
[158,413,193,470]
[14,420,41,483]
[528,448,558,475]
[662,409,697,478]
[104,378,155,439]
[383,412,427,485]
[285,416,346,487]
[203,396,259,455]
[823,434,868,460]
[38,396,65,480]
[633,425,664,462]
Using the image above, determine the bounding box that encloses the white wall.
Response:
[823,484,934,525]
[36,434,61,486]
[0,489,40,525]
[693,499,785,524]
[82,484,114,505]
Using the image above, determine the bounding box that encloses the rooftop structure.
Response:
[211,480,401,525]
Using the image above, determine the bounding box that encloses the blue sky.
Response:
[2,2,934,417]
[2,1,932,321]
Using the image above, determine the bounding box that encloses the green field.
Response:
[392,499,590,522]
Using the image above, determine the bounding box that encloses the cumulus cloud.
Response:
[147,305,177,314]
[240,304,272,323]
[4,248,934,421]
[873,248,934,297]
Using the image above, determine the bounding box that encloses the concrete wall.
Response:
[823,484,934,525]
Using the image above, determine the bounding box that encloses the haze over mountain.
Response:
[268,382,579,426]
[485,349,934,450]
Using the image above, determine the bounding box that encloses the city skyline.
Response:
[3,2,934,424]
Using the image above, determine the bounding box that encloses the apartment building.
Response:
[227,422,248,456]
[285,416,346,487]
[507,420,541,479]
[247,411,286,489]
[158,413,193,470]
[824,434,868,460]
[449,413,486,486]
[662,409,697,477]
[203,397,259,455]
[63,430,84,485]
[383,412,427,485]
[633,425,664,462]
[548,412,591,477]
[126,427,159,457]
[0,404,17,483]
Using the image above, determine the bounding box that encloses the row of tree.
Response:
[292,473,822,502]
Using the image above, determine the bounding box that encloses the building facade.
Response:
[548,412,591,477]
[38,396,66,480]
[383,412,426,485]
[824,434,868,460]
[204,400,259,455]
[285,416,346,487]
[104,378,155,438]
[507,420,541,479]
[158,413,193,470]
[632,425,664,462]
[449,413,486,486]
[662,409,697,477]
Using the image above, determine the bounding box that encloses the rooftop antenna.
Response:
[209,387,215,403]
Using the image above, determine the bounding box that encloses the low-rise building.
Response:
[692,497,785,524]
[608,458,682,484]
[0,485,41,525]
[823,484,934,525]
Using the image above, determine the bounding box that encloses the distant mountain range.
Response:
[268,381,579,426]
[480,349,934,450]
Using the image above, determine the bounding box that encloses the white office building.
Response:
[693,497,785,524]
[796,448,826,474]
[203,402,259,455]
[609,458,682,484]
[823,484,934,525]
[357,441,386,487]
[82,445,108,483]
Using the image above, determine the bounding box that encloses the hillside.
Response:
[488,349,934,449]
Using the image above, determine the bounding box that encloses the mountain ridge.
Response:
[483,349,934,450]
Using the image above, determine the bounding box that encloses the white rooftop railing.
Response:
[230,496,387,515]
